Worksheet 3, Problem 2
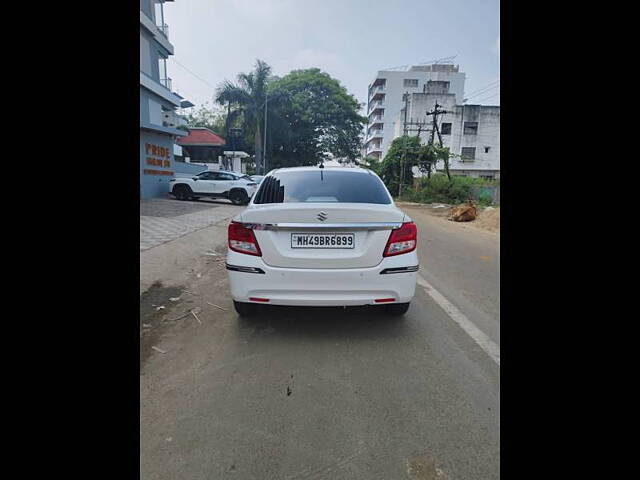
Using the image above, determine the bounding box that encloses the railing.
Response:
[160,77,172,91]
[369,115,384,123]
[368,101,384,111]
[157,23,169,39]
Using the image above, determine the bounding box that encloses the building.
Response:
[392,80,500,180]
[177,128,252,174]
[364,63,466,161]
[140,0,199,199]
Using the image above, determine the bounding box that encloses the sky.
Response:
[163,0,500,112]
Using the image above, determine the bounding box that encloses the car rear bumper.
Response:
[226,250,418,306]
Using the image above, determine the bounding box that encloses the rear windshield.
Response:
[253,170,392,204]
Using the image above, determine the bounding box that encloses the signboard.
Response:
[144,142,173,175]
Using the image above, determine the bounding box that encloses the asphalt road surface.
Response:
[140,203,500,480]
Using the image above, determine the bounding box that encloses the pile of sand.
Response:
[473,207,500,233]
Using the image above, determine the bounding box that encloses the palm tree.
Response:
[216,59,271,174]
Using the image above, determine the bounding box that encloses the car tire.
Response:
[173,185,192,201]
[386,302,410,316]
[229,190,249,205]
[233,301,258,316]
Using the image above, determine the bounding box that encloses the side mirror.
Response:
[192,177,199,181]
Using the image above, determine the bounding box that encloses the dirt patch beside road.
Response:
[397,202,500,234]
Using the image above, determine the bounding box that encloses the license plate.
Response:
[291,233,355,249]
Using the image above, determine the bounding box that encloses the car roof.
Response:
[266,166,373,175]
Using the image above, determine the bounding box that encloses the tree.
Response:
[267,68,366,168]
[183,102,227,134]
[378,136,421,196]
[216,59,272,174]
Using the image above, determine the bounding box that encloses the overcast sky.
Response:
[163,0,499,111]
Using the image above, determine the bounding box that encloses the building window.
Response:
[484,146,491,153]
[480,174,494,180]
[441,123,452,135]
[403,79,419,87]
[148,99,163,125]
[140,35,152,75]
[463,122,478,135]
[460,147,476,161]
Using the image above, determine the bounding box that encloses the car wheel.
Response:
[233,301,258,316]
[230,190,248,205]
[385,302,410,316]
[173,185,192,201]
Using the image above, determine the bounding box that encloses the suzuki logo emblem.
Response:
[317,211,328,221]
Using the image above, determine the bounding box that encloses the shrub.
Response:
[399,174,497,204]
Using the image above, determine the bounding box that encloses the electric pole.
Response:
[426,101,451,147]
[263,93,268,175]
[399,92,409,197]
[426,101,452,178]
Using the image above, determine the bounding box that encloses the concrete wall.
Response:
[140,130,176,199]
[174,161,206,178]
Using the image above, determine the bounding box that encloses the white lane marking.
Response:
[417,274,500,365]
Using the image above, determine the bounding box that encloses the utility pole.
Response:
[263,93,268,175]
[426,101,452,178]
[399,92,409,197]
[426,101,451,147]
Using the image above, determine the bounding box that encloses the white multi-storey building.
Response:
[392,81,500,180]
[364,63,466,160]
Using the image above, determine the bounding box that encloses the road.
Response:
[140,201,500,480]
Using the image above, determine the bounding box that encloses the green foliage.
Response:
[357,156,383,176]
[216,59,273,172]
[214,63,365,172]
[401,174,496,205]
[378,136,421,196]
[183,102,227,134]
[477,191,494,206]
[267,68,366,168]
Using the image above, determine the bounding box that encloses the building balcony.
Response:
[369,114,384,124]
[160,77,172,91]
[366,130,384,142]
[157,23,169,39]
[369,85,386,99]
[139,10,174,55]
[368,100,384,113]
[140,72,182,107]
[366,143,382,157]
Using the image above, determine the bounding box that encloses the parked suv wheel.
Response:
[229,190,249,205]
[173,185,192,201]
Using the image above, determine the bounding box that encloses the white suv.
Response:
[226,166,418,316]
[170,170,258,205]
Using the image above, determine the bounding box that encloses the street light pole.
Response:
[263,93,268,175]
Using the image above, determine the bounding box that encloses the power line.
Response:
[464,83,500,101]
[463,81,500,102]
[464,83,500,102]
[464,79,500,97]
[169,57,217,90]
[472,92,500,104]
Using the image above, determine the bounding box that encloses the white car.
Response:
[169,170,258,205]
[226,166,418,316]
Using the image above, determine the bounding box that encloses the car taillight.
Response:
[383,222,417,257]
[228,221,262,256]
